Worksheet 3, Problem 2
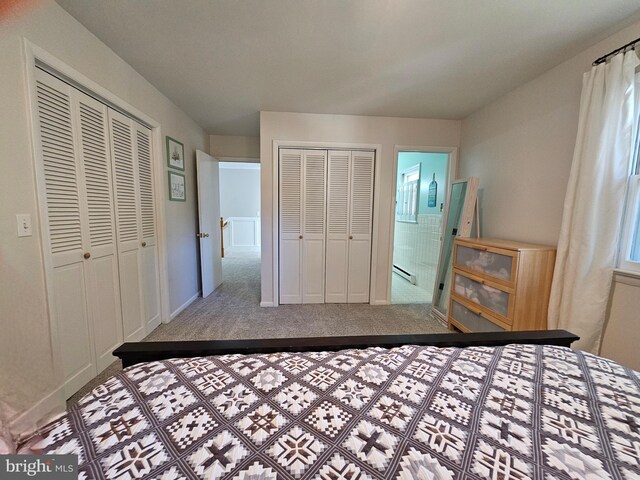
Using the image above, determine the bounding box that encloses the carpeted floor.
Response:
[67,254,448,406]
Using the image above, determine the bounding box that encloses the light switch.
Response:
[17,214,32,237]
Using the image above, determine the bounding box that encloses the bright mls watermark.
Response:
[1,455,77,479]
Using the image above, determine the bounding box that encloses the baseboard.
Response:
[9,386,66,438]
[260,301,275,307]
[371,299,389,306]
[170,291,201,320]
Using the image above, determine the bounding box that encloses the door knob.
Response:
[83,252,91,259]
[204,233,209,238]
[349,235,353,240]
[141,242,147,247]
[299,235,303,239]
[196,233,209,238]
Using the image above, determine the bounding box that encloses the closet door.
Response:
[135,124,161,331]
[34,70,96,396]
[301,150,327,303]
[347,151,375,303]
[74,91,123,373]
[325,151,350,303]
[109,110,145,341]
[279,149,303,304]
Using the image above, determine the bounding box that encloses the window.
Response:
[619,136,640,273]
[397,164,420,222]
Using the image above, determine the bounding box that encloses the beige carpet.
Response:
[68,254,448,406]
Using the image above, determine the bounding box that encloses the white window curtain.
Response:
[548,51,639,353]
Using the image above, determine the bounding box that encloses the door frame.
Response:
[22,40,171,421]
[387,145,458,304]
[270,140,382,307]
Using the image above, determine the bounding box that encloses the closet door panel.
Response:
[302,150,326,303]
[279,149,303,304]
[109,110,145,341]
[325,151,350,303]
[135,124,161,331]
[348,151,374,303]
[75,92,123,373]
[53,262,94,397]
[35,70,96,395]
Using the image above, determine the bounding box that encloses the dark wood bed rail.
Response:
[113,330,579,368]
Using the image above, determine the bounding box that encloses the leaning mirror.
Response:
[431,177,479,324]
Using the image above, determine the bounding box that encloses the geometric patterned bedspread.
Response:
[33,344,640,479]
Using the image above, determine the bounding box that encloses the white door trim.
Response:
[22,40,171,413]
[387,145,458,305]
[270,140,382,307]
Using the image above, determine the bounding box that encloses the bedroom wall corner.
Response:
[0,0,207,434]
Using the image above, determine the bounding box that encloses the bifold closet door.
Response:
[108,110,146,342]
[75,92,123,373]
[301,150,327,303]
[325,151,351,303]
[279,149,327,304]
[135,124,161,332]
[279,149,303,304]
[34,69,124,396]
[347,151,374,303]
[325,150,374,303]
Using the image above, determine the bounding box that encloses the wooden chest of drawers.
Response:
[448,238,556,333]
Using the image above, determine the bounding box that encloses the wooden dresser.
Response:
[448,238,556,333]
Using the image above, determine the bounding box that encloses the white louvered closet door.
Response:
[73,90,124,374]
[34,69,96,396]
[302,150,327,303]
[347,151,375,303]
[135,124,161,331]
[108,110,145,342]
[279,149,303,304]
[325,151,351,303]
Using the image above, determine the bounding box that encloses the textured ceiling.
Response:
[56,0,640,135]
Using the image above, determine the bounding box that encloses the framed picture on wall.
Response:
[168,171,186,201]
[166,136,185,170]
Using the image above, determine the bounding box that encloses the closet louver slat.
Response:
[280,151,302,235]
[303,153,326,235]
[78,102,114,248]
[136,128,155,239]
[327,152,350,235]
[36,80,83,255]
[111,118,138,243]
[350,153,374,236]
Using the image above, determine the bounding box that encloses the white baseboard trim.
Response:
[9,386,66,438]
[170,291,201,320]
[260,301,275,307]
[371,299,389,306]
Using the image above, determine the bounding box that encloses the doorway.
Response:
[391,151,449,304]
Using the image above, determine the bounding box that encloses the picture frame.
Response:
[168,171,186,202]
[166,136,185,170]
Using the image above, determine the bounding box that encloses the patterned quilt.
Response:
[34,344,640,479]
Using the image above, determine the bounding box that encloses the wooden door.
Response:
[74,90,124,374]
[347,151,375,303]
[109,110,145,342]
[301,150,327,303]
[34,70,96,396]
[325,151,351,303]
[196,150,223,297]
[279,149,303,304]
[135,124,162,328]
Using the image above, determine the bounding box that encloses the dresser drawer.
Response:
[449,298,506,332]
[454,243,517,286]
[453,270,513,321]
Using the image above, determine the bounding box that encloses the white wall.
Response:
[459,18,640,368]
[260,111,461,306]
[219,164,261,218]
[0,1,207,431]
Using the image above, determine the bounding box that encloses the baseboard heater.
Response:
[393,264,416,285]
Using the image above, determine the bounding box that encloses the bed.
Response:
[29,330,640,479]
